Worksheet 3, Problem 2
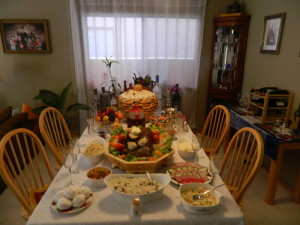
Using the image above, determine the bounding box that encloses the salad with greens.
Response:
[108,125,173,162]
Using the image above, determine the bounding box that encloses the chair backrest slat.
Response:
[0,128,54,218]
[220,127,264,204]
[200,105,230,157]
[39,107,72,167]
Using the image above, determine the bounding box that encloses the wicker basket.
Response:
[105,148,174,174]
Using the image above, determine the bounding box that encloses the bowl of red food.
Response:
[86,166,112,187]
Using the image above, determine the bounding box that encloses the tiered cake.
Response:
[118,84,158,121]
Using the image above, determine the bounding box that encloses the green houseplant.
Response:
[102,56,121,94]
[32,82,90,117]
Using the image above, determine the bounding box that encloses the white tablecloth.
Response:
[27,129,244,225]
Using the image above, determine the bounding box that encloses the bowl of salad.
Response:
[105,126,174,173]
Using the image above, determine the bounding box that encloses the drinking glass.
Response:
[209,151,224,186]
[86,118,97,137]
[192,133,201,163]
[279,120,287,135]
[70,138,80,174]
[61,147,75,187]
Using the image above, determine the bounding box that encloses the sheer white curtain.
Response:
[69,0,206,132]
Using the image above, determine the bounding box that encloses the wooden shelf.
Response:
[247,91,294,125]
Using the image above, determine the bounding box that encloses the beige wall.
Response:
[243,0,300,113]
[0,0,75,110]
[196,0,300,129]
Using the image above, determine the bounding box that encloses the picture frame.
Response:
[0,19,51,53]
[260,13,286,54]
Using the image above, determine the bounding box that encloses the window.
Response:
[87,16,197,60]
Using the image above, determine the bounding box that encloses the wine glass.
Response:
[209,151,223,186]
[70,138,80,174]
[279,120,287,135]
[61,147,75,187]
[192,133,201,163]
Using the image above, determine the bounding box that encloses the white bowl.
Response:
[87,166,112,188]
[104,173,171,204]
[81,137,106,165]
[177,137,196,159]
[179,183,221,214]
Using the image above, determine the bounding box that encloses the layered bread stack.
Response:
[118,84,158,121]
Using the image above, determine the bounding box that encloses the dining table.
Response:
[27,126,244,225]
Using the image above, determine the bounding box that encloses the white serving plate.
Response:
[104,173,170,204]
[51,194,93,214]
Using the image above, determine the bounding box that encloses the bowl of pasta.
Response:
[179,183,221,214]
[81,137,106,165]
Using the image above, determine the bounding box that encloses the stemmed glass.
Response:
[61,147,75,187]
[70,138,80,174]
[209,151,223,186]
[279,120,287,135]
[192,133,201,163]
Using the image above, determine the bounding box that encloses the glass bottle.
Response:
[291,103,300,131]
[294,103,300,117]
[123,80,127,92]
[110,93,118,109]
[92,88,99,112]
[152,75,163,115]
[172,84,181,111]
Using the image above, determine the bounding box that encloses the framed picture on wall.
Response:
[0,19,51,53]
[260,13,286,54]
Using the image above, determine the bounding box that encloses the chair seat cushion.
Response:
[29,184,49,208]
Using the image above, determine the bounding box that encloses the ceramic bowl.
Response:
[179,182,221,214]
[81,136,106,165]
[104,173,170,204]
[177,137,196,159]
[86,166,112,187]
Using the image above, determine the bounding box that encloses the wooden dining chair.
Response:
[0,128,55,219]
[39,107,72,168]
[200,105,230,157]
[219,127,264,208]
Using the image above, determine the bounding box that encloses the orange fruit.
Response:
[133,84,143,91]
[117,112,124,120]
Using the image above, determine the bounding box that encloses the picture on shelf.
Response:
[260,13,286,54]
[0,19,51,53]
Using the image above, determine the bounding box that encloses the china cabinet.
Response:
[206,15,251,113]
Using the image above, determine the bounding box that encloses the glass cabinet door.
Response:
[206,16,250,113]
[211,25,241,90]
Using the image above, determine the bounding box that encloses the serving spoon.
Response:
[146,171,157,189]
[192,183,225,200]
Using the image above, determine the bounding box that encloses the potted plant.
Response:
[102,56,121,94]
[32,82,90,117]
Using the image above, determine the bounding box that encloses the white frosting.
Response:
[120,89,156,100]
[138,137,148,147]
[57,197,72,210]
[64,186,78,200]
[79,186,92,198]
[55,190,65,203]
[72,194,86,208]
